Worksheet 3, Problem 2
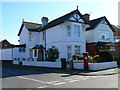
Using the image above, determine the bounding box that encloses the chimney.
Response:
[41,17,49,27]
[83,13,90,21]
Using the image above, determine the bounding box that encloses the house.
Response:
[16,8,90,62]
[85,15,115,56]
[0,39,13,49]
[112,25,120,55]
[0,39,14,61]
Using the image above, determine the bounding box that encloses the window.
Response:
[75,45,80,55]
[114,36,120,42]
[30,32,34,41]
[74,25,80,37]
[67,26,71,36]
[19,48,25,52]
[67,45,72,60]
[34,49,37,57]
[110,47,116,51]
[99,30,109,40]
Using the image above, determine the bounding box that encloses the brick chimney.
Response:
[83,13,90,21]
[41,17,49,27]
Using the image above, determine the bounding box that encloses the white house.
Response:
[14,8,90,62]
[85,16,115,56]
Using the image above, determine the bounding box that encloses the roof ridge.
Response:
[89,16,105,22]
[23,21,41,25]
[48,9,77,24]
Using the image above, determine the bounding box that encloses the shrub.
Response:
[72,54,83,60]
[99,50,113,62]
[46,46,60,62]
[93,55,101,63]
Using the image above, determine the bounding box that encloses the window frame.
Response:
[75,45,80,55]
[67,45,72,60]
[30,32,34,41]
[67,26,71,37]
[74,25,80,38]
[99,30,109,40]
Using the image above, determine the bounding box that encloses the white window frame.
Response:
[99,30,109,40]
[74,25,80,38]
[67,45,72,60]
[75,45,80,55]
[67,26,71,37]
[30,32,34,41]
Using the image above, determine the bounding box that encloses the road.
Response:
[0,63,119,89]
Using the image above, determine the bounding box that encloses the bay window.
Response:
[67,26,71,37]
[74,25,80,37]
[75,45,80,55]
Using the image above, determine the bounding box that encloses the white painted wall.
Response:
[45,21,87,61]
[22,61,61,68]
[20,26,29,45]
[19,21,88,61]
[86,23,114,43]
[73,63,84,69]
[0,49,13,60]
[13,47,26,60]
[88,61,117,70]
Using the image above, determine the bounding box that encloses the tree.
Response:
[46,46,60,62]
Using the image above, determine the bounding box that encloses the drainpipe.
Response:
[45,30,46,61]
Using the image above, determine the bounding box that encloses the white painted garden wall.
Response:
[0,49,13,60]
[22,61,61,68]
[73,60,84,69]
[13,60,19,64]
[88,61,117,71]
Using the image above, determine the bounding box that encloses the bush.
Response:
[93,55,101,63]
[99,50,113,62]
[46,46,60,62]
[72,54,83,60]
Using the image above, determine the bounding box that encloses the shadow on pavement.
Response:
[2,62,118,78]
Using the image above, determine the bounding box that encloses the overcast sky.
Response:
[1,0,119,44]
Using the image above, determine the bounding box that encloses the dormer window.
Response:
[30,32,34,41]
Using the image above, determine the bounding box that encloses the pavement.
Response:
[1,63,119,89]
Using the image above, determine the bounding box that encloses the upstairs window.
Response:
[30,32,34,41]
[19,48,25,52]
[99,30,109,40]
[74,25,80,37]
[67,26,71,37]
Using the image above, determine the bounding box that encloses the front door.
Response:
[38,49,44,61]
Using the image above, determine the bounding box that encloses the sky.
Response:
[0,0,119,44]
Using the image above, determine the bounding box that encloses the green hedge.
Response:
[99,50,113,62]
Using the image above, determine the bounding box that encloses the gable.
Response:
[40,9,89,31]
[86,16,115,32]
[69,13,84,23]
[101,19,107,25]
